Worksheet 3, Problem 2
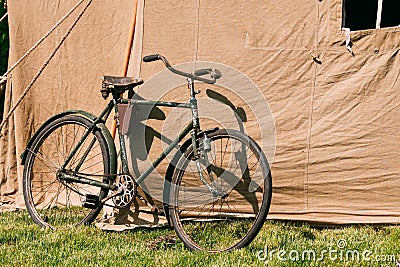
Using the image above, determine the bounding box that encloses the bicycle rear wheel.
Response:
[22,115,112,229]
[169,129,272,252]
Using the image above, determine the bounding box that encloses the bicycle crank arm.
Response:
[82,190,123,209]
[99,189,123,205]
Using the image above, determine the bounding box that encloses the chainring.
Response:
[112,174,137,209]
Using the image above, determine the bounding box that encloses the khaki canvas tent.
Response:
[1,0,400,225]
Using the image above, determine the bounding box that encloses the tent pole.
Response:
[111,0,139,139]
[122,0,139,77]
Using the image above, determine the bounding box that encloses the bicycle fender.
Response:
[20,110,117,177]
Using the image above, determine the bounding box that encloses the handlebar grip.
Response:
[143,54,160,62]
[194,68,211,76]
[213,69,222,79]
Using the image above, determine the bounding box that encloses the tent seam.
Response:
[194,0,201,70]
[304,0,323,211]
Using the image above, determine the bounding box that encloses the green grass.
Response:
[0,210,399,267]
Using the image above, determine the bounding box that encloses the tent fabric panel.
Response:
[136,0,400,224]
[1,0,400,225]
[0,0,136,209]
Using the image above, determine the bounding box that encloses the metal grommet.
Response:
[374,48,379,54]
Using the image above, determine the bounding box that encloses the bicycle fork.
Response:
[187,77,222,198]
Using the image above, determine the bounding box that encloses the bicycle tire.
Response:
[23,115,112,229]
[169,129,272,252]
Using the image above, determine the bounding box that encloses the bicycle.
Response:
[21,54,272,252]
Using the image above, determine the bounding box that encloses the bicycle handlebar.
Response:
[143,54,160,63]
[143,54,221,84]
[194,68,222,79]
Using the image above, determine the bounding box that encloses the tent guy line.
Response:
[0,0,93,135]
[0,12,6,23]
[0,0,87,84]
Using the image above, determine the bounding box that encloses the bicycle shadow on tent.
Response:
[206,89,263,214]
[114,93,167,226]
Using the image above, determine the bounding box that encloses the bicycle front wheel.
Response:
[22,115,112,229]
[169,129,272,252]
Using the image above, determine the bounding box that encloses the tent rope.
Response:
[0,0,93,135]
[0,0,87,84]
[0,12,6,23]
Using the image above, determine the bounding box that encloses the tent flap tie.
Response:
[342,28,354,56]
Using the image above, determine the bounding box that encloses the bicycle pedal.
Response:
[82,194,100,209]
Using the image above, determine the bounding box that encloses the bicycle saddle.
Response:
[101,76,144,99]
